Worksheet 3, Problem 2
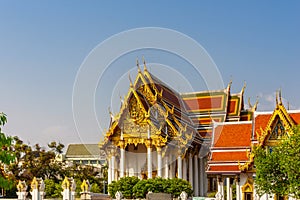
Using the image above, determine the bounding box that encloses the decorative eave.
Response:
[256,101,295,146]
[100,61,197,150]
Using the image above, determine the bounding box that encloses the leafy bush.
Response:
[108,176,139,198]
[44,179,62,198]
[109,177,193,198]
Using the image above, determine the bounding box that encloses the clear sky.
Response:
[1,1,300,148]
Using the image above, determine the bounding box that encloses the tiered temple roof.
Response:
[100,63,252,153]
[181,82,251,139]
[207,93,300,175]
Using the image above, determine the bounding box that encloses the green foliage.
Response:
[0,112,108,197]
[109,177,193,199]
[0,112,15,190]
[90,183,102,193]
[254,126,300,198]
[108,176,139,198]
[44,179,62,198]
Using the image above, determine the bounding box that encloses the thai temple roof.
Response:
[207,92,300,175]
[100,61,254,157]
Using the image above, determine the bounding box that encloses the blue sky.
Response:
[1,1,300,147]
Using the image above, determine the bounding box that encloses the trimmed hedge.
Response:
[108,177,193,198]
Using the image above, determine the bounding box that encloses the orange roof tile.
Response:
[211,151,248,162]
[213,123,252,147]
[254,114,271,138]
[290,113,300,124]
[207,165,240,173]
[183,95,225,112]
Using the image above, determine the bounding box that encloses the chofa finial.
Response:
[241,81,246,94]
[279,88,282,105]
[143,56,148,71]
[136,58,141,72]
[128,73,133,87]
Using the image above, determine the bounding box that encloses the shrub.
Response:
[109,177,193,198]
[108,176,139,198]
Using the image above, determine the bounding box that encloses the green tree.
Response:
[254,126,300,198]
[276,126,300,198]
[0,112,15,190]
[108,176,139,198]
[44,179,62,198]
[109,177,193,199]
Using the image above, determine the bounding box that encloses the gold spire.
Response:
[143,56,148,72]
[275,90,279,106]
[253,96,259,111]
[248,96,259,111]
[241,81,246,94]
[279,88,282,105]
[128,73,133,87]
[108,107,115,121]
[136,58,141,73]
[227,78,232,92]
[248,97,252,109]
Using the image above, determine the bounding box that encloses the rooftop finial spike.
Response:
[253,96,259,111]
[227,77,233,92]
[143,56,148,71]
[279,88,282,105]
[108,107,115,121]
[241,81,246,94]
[248,97,253,109]
[275,90,279,106]
[129,73,133,87]
[136,58,141,73]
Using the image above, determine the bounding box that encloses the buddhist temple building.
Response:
[206,91,300,200]
[99,60,300,200]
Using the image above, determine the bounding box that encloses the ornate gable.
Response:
[100,61,197,151]
[257,98,295,146]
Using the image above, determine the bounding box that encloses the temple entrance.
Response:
[244,192,252,200]
[242,178,253,200]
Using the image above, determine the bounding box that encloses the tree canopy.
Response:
[108,177,193,199]
[254,126,300,198]
[0,112,15,190]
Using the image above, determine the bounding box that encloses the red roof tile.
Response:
[213,123,252,147]
[183,95,225,112]
[211,151,248,162]
[254,114,271,138]
[290,113,300,124]
[208,165,240,173]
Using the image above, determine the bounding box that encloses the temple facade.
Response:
[207,94,300,200]
[99,61,300,199]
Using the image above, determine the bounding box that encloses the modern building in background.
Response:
[62,144,106,168]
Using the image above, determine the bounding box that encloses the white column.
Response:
[111,155,115,181]
[235,177,240,200]
[200,158,204,196]
[108,157,112,184]
[182,157,187,180]
[226,177,231,200]
[217,177,223,200]
[164,155,169,178]
[194,155,199,196]
[221,178,224,200]
[147,142,152,178]
[157,147,162,177]
[189,154,194,189]
[177,155,182,179]
[120,147,125,178]
[169,156,174,178]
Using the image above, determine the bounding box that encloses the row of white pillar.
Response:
[107,146,206,197]
[217,177,240,200]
